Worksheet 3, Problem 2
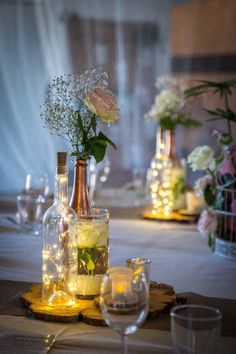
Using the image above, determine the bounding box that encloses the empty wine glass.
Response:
[17,194,44,235]
[25,173,49,199]
[100,267,149,354]
[88,157,110,205]
[98,157,110,184]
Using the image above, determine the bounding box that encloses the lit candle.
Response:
[186,190,204,214]
[106,267,139,306]
[111,273,132,299]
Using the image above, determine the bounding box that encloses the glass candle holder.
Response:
[126,258,151,286]
[76,208,109,299]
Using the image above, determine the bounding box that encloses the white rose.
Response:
[188,146,215,171]
[77,222,108,248]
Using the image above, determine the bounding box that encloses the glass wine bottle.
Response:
[149,127,174,216]
[165,130,186,211]
[149,128,186,215]
[42,152,78,308]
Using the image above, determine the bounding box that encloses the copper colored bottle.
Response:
[167,130,181,167]
[69,159,91,216]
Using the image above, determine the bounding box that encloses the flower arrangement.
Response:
[146,77,200,131]
[188,143,218,246]
[41,69,119,163]
[186,79,236,248]
[145,77,201,216]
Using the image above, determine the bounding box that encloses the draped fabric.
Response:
[0,0,235,194]
[0,0,70,194]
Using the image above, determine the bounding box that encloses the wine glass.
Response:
[97,156,110,184]
[88,157,110,205]
[25,173,49,199]
[17,194,44,235]
[100,267,149,354]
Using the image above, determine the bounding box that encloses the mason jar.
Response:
[76,208,109,299]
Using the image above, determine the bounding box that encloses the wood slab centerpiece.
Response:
[20,281,186,325]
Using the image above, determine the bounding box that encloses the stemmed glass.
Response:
[88,157,110,205]
[100,267,149,354]
[17,194,44,235]
[16,173,49,235]
[25,173,49,199]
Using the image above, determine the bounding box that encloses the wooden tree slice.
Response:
[20,290,42,308]
[143,209,197,223]
[94,296,101,310]
[81,308,106,326]
[29,303,82,323]
[20,282,187,324]
[20,285,93,323]
[148,301,167,319]
[150,282,174,295]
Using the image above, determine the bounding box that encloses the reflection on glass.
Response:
[100,267,149,354]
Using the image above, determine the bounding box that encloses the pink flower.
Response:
[85,87,119,123]
[198,210,217,238]
[194,175,214,196]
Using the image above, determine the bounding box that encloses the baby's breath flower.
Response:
[41,69,118,162]
[146,77,200,131]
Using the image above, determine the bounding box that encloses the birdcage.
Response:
[214,186,236,261]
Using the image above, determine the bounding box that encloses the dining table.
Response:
[0,188,236,353]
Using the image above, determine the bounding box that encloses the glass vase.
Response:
[165,130,186,211]
[76,208,109,299]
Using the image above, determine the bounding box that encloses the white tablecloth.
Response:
[0,218,236,298]
[0,214,236,353]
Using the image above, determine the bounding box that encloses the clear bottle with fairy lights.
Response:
[149,128,174,216]
[165,130,186,211]
[149,128,186,216]
[42,152,78,308]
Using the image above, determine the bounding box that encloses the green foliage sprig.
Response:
[184,79,236,142]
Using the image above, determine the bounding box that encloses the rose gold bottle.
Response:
[69,159,91,216]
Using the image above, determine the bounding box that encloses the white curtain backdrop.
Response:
[0,0,172,194]
[0,0,70,194]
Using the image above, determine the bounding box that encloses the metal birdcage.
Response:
[215,186,236,261]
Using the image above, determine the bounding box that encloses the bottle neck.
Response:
[156,127,172,157]
[168,130,177,159]
[54,169,68,204]
[69,159,91,216]
[155,128,181,167]
[155,128,170,156]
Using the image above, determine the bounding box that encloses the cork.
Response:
[57,152,67,174]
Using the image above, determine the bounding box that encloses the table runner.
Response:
[0,280,235,338]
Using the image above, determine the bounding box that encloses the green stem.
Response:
[224,91,232,142]
[206,168,215,179]
[86,114,97,136]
